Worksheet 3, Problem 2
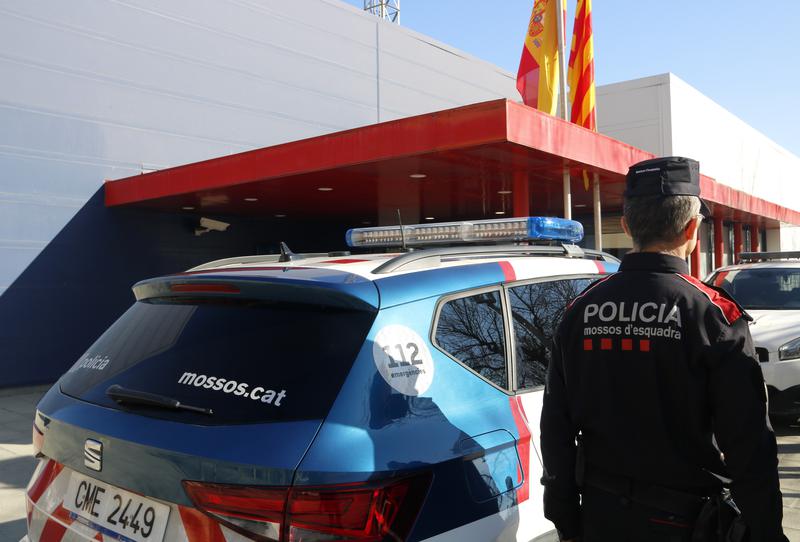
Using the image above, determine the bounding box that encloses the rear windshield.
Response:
[60,299,376,425]
[711,268,800,310]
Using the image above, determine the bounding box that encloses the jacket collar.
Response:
[619,252,690,274]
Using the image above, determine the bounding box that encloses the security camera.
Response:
[195,217,230,236]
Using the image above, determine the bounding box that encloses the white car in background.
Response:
[706,252,800,420]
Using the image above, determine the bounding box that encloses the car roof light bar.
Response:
[345,217,584,248]
[739,251,800,263]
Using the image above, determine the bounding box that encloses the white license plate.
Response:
[64,472,170,542]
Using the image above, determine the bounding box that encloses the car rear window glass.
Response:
[60,299,376,425]
[509,278,596,390]
[712,268,800,310]
[434,290,508,390]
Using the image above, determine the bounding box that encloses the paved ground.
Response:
[0,385,43,542]
[2,387,800,541]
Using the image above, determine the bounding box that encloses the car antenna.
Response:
[278,241,294,262]
[397,208,409,252]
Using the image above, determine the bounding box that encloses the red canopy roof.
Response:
[105,99,799,228]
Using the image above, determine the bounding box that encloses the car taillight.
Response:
[183,474,430,542]
[183,483,286,541]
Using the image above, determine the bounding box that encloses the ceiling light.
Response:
[317,187,333,192]
[274,214,286,218]
[181,206,195,210]
[425,217,435,220]
[244,197,258,202]
[409,174,427,179]
[361,220,371,225]
[497,190,512,195]
[574,204,588,208]
[495,211,506,215]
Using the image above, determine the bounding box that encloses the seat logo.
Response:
[84,439,102,472]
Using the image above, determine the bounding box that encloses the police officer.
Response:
[540,156,788,541]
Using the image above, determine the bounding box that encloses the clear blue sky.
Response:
[345,0,800,157]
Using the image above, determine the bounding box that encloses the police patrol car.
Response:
[707,251,800,419]
[23,217,619,542]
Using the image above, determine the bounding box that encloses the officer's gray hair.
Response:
[623,195,701,249]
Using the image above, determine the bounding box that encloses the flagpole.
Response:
[555,0,571,219]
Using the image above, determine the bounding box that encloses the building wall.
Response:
[0,0,517,387]
[0,0,517,298]
[597,74,673,156]
[668,74,800,213]
[597,73,800,251]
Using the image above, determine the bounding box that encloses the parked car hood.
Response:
[748,309,800,352]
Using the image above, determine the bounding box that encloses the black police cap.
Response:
[625,156,711,216]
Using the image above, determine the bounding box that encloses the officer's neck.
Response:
[631,241,693,261]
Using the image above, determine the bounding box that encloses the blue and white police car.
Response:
[24,217,619,542]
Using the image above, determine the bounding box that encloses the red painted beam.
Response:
[700,176,800,227]
[103,99,800,228]
[506,100,653,178]
[105,100,510,207]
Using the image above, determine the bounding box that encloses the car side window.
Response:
[509,278,595,391]
[434,290,508,390]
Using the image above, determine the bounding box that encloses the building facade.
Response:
[0,0,798,386]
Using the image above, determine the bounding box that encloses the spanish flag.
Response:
[567,0,596,131]
[516,0,561,115]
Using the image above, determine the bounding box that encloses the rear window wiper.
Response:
[106,384,213,416]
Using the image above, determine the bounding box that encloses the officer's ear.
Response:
[684,214,701,241]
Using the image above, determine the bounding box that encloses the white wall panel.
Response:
[0,0,517,292]
[668,74,800,212]
[597,73,800,249]
[596,74,671,156]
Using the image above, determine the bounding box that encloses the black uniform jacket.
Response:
[541,252,786,541]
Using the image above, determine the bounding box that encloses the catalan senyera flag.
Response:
[568,0,596,130]
[567,0,596,189]
[517,0,561,115]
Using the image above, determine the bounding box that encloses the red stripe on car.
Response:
[508,396,531,503]
[322,258,369,264]
[27,460,64,504]
[38,504,73,541]
[498,261,516,282]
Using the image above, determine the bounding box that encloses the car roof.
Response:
[130,245,619,309]
[181,246,617,283]
[713,260,800,273]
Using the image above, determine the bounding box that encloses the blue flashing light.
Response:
[345,217,583,248]
[526,216,584,243]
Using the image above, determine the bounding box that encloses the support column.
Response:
[713,216,723,269]
[562,169,571,219]
[733,222,744,263]
[691,229,702,278]
[512,170,530,218]
[593,173,602,250]
[750,222,760,252]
